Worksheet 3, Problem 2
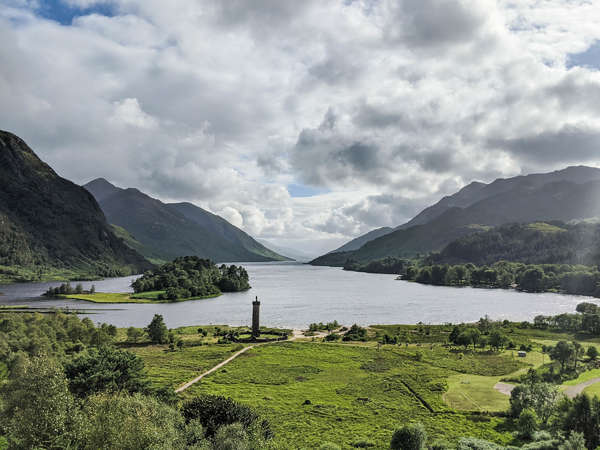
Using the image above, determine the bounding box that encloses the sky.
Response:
[2,0,600,256]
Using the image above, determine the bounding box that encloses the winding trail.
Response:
[175,329,310,393]
[563,377,600,399]
[494,378,600,399]
[494,382,515,396]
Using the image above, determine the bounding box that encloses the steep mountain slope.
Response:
[317,166,600,263]
[311,167,600,266]
[0,131,153,280]
[84,179,288,263]
[341,180,600,263]
[432,222,600,266]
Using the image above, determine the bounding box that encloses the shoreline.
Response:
[55,292,222,304]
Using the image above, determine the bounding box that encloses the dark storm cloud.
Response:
[383,0,486,49]
[342,193,425,228]
[292,124,384,187]
[491,126,600,165]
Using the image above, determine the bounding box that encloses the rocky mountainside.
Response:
[84,178,289,263]
[0,131,153,280]
[311,166,600,266]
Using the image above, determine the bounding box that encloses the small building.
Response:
[518,351,527,358]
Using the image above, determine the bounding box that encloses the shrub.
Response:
[518,408,538,439]
[319,443,341,450]
[390,423,427,450]
[80,393,187,449]
[181,395,271,439]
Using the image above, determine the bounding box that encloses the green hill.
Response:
[84,179,289,263]
[432,221,600,266]
[0,131,153,282]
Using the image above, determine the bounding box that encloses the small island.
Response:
[44,256,251,303]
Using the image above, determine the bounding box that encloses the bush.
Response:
[319,443,341,450]
[64,346,149,397]
[80,393,187,449]
[456,438,505,449]
[181,395,271,439]
[517,408,538,439]
[390,423,427,450]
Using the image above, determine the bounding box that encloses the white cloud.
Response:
[2,0,600,254]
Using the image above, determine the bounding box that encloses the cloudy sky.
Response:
[2,0,600,255]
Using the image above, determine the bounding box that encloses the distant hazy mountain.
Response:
[311,166,600,266]
[84,178,288,263]
[329,227,393,253]
[257,239,317,262]
[0,131,152,279]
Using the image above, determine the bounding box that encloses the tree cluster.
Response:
[403,261,600,298]
[131,256,250,300]
[0,312,271,449]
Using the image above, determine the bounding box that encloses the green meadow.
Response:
[120,323,600,449]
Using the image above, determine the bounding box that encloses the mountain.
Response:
[0,131,153,281]
[311,166,600,266]
[257,239,316,262]
[84,179,289,263]
[432,221,600,266]
[329,227,393,253]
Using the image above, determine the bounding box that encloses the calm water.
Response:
[0,262,595,328]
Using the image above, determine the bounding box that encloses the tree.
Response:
[558,431,586,450]
[65,346,149,396]
[457,328,481,350]
[127,326,144,343]
[80,393,188,449]
[509,382,560,424]
[145,314,169,344]
[90,284,96,294]
[1,355,79,449]
[559,394,600,450]
[449,326,461,345]
[390,423,427,450]
[520,267,545,292]
[587,345,598,360]
[550,341,574,372]
[488,330,507,351]
[182,395,272,439]
[517,408,538,439]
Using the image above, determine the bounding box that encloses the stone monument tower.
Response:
[252,296,260,337]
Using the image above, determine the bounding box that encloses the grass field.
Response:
[131,343,244,389]
[126,323,600,449]
[167,342,524,449]
[444,351,544,412]
[63,291,221,303]
[563,368,600,386]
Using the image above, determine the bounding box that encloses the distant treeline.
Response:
[403,261,600,297]
[343,257,409,274]
[131,256,250,300]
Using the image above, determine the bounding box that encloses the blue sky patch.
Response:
[287,183,330,198]
[567,41,600,70]
[35,0,116,25]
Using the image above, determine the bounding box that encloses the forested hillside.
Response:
[0,131,153,282]
[433,222,600,266]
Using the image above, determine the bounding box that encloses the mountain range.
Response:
[0,130,152,280]
[84,178,289,263]
[311,166,600,266]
